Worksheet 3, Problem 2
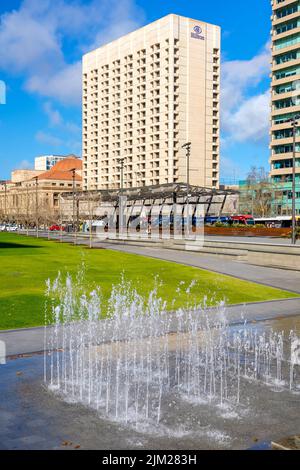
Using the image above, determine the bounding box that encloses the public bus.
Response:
[254,216,300,228]
[204,215,255,226]
[204,216,231,225]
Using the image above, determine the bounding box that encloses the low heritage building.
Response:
[0,156,82,225]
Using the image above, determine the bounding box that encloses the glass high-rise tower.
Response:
[270,0,300,215]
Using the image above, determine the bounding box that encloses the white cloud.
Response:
[27,61,82,106]
[35,131,63,147]
[36,100,82,151]
[43,101,62,126]
[221,43,271,145]
[91,0,144,49]
[42,100,81,136]
[220,156,242,182]
[0,5,62,74]
[65,121,81,134]
[0,0,144,105]
[224,91,270,143]
[35,130,81,155]
[17,159,33,170]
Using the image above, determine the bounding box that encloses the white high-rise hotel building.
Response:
[82,14,220,191]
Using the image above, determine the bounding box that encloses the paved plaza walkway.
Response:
[1,298,300,356]
[94,240,300,294]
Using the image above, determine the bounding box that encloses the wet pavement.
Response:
[2,298,300,356]
[0,316,299,450]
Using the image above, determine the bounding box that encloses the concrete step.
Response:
[107,237,300,271]
[111,237,247,259]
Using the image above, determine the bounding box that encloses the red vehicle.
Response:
[230,215,255,226]
[49,224,65,231]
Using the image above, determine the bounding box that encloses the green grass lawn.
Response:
[0,232,298,330]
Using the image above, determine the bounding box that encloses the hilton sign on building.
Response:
[82,14,220,191]
[191,25,205,40]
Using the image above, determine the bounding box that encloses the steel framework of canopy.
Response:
[62,182,238,216]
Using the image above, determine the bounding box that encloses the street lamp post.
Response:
[59,194,63,243]
[70,168,77,244]
[34,176,39,238]
[182,142,192,238]
[117,157,125,195]
[291,116,300,245]
[117,157,125,237]
[26,182,29,236]
[4,180,7,223]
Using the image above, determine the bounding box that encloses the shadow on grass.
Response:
[0,242,42,249]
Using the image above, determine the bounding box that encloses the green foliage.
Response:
[287,228,300,239]
[214,222,228,227]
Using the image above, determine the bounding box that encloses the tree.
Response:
[246,166,269,187]
[242,166,278,218]
[85,191,100,248]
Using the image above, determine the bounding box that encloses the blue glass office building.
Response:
[270,0,300,215]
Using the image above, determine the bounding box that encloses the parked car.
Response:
[230,215,255,226]
[6,224,18,232]
[49,224,65,231]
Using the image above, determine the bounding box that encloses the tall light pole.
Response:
[33,176,39,238]
[4,180,7,223]
[117,157,125,237]
[26,182,29,236]
[291,116,300,245]
[117,157,125,195]
[59,194,63,243]
[182,142,192,238]
[70,168,77,244]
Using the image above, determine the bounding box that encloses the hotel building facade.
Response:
[82,14,220,191]
[270,0,300,214]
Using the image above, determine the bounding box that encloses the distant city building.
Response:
[11,169,42,183]
[0,156,82,223]
[219,183,239,215]
[34,154,80,171]
[270,0,300,215]
[82,14,220,191]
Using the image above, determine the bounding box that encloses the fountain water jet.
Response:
[44,273,300,429]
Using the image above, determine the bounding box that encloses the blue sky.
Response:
[0,0,272,182]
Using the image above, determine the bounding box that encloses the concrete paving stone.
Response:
[19,435,47,444]
[1,298,300,356]
[26,418,47,428]
[0,315,299,451]
[0,410,15,423]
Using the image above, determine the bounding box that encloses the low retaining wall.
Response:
[202,240,300,271]
[115,236,300,271]
[204,227,291,237]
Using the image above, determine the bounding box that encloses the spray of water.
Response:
[44,273,300,428]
